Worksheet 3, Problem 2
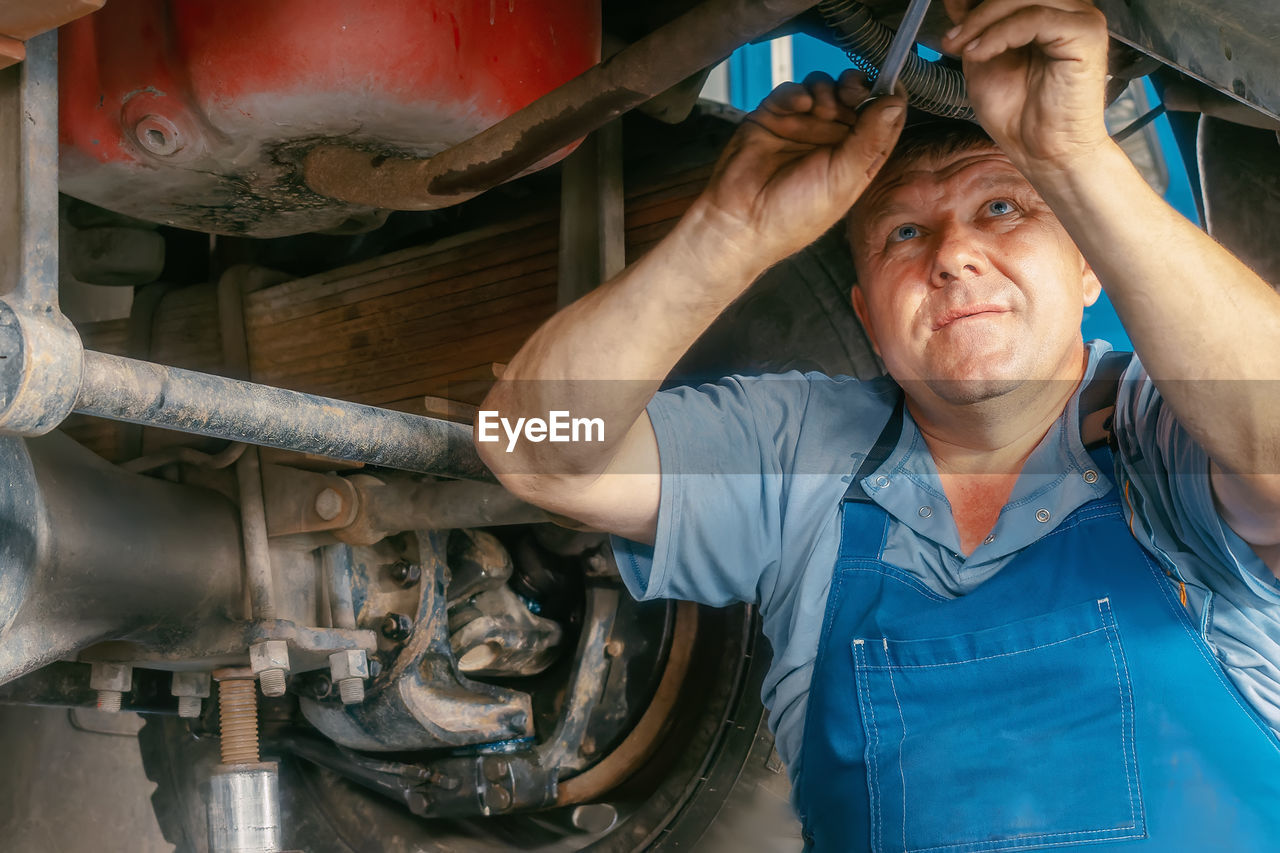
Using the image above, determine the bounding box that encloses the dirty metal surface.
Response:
[1095,0,1280,123]
[299,530,533,751]
[0,432,243,686]
[303,0,820,210]
[57,0,600,236]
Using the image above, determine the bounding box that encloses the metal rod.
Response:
[235,447,278,620]
[321,545,357,631]
[303,0,817,210]
[0,31,59,312]
[1111,102,1167,143]
[74,350,494,481]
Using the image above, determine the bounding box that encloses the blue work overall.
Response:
[796,391,1280,851]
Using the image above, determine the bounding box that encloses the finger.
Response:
[835,69,873,109]
[745,110,854,148]
[830,96,907,192]
[957,5,1105,63]
[760,80,813,115]
[941,0,1095,52]
[802,71,841,121]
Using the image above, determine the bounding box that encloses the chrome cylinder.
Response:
[206,763,282,853]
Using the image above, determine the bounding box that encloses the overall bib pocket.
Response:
[852,597,1146,853]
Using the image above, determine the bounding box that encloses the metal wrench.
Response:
[858,0,933,109]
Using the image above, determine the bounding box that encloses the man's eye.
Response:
[889,224,920,242]
[987,199,1016,216]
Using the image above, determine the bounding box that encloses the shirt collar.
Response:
[859,341,1118,562]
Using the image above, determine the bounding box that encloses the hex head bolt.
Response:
[89,662,132,713]
[171,671,213,719]
[328,650,370,706]
[249,640,290,698]
[214,668,260,765]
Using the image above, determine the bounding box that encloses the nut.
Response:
[89,662,132,693]
[249,640,290,675]
[170,671,211,698]
[389,559,422,586]
[328,649,369,682]
[314,487,344,521]
[380,612,413,642]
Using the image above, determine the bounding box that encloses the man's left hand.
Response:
[941,0,1110,172]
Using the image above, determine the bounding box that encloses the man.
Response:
[478,0,1280,848]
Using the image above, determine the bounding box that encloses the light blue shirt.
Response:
[612,341,1280,782]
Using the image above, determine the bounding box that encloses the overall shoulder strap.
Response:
[1080,350,1135,451]
[842,395,905,504]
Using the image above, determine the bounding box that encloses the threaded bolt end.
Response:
[218,677,260,765]
[337,677,365,705]
[176,695,203,718]
[258,668,287,698]
[96,690,123,713]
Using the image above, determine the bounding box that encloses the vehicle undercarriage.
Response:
[0,1,1276,850]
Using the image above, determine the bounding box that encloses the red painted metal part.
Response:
[58,0,600,236]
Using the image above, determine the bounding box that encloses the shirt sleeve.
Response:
[610,373,814,607]
[1112,360,1280,603]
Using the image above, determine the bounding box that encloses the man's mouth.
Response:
[931,304,1008,331]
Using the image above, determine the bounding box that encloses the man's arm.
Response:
[477,74,906,544]
[943,0,1280,574]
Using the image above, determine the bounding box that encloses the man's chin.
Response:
[921,374,1025,406]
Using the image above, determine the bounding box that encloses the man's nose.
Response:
[930,224,986,286]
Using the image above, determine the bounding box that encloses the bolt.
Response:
[405,791,429,814]
[214,668,260,765]
[484,758,511,782]
[485,785,512,811]
[249,640,290,698]
[133,114,183,156]
[89,662,132,714]
[314,487,344,521]
[389,559,422,586]
[380,612,413,642]
[338,677,365,705]
[329,650,369,706]
[605,640,624,658]
[171,671,211,719]
[303,671,333,700]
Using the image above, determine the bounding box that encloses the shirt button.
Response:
[983,533,996,544]
[875,476,890,488]
[918,506,932,518]
[1083,469,1099,484]
[1035,508,1051,523]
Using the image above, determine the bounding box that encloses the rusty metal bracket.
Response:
[302,0,817,210]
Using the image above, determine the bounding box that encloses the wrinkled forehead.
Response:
[860,143,1022,213]
[846,145,1021,258]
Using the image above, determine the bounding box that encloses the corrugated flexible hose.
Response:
[818,0,974,120]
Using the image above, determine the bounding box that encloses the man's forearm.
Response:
[479,200,769,480]
[1022,141,1280,505]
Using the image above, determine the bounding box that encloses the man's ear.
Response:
[1081,259,1102,308]
[851,285,881,355]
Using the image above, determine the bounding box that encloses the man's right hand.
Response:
[691,70,907,278]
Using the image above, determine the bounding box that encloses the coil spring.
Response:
[818,0,975,120]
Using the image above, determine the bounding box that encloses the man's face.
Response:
[848,146,1101,405]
